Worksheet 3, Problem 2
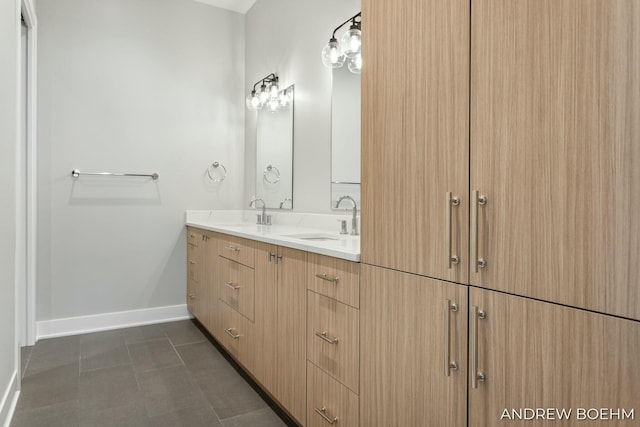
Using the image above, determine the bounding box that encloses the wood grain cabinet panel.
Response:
[360,265,468,427]
[307,291,359,393]
[218,256,255,322]
[361,0,470,283]
[307,362,359,427]
[471,0,640,320]
[469,288,640,427]
[307,253,360,308]
[219,234,256,268]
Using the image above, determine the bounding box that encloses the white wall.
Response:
[36,0,245,324]
[0,0,19,422]
[244,0,360,213]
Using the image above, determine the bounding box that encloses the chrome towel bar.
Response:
[71,169,159,180]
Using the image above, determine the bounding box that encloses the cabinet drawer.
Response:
[308,253,360,308]
[307,291,359,393]
[186,227,200,247]
[187,279,196,314]
[218,299,252,366]
[218,256,255,322]
[220,235,256,268]
[307,362,359,427]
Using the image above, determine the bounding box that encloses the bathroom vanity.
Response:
[186,211,360,426]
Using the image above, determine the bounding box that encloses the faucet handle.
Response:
[338,219,348,235]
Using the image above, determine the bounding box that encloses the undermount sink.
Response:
[284,233,342,241]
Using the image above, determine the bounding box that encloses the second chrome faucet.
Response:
[335,195,359,236]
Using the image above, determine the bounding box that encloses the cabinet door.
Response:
[361,0,470,283]
[251,242,278,394]
[471,0,640,319]
[275,247,308,424]
[469,288,640,427]
[205,232,221,335]
[360,265,467,427]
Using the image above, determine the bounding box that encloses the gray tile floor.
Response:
[12,320,287,427]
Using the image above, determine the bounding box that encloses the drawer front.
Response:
[307,362,359,427]
[218,256,255,321]
[220,235,256,268]
[218,299,252,365]
[307,291,359,393]
[187,279,196,314]
[308,253,360,308]
[187,227,200,247]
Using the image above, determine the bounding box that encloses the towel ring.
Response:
[207,162,227,182]
[263,164,280,184]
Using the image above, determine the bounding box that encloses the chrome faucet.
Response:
[335,195,359,236]
[249,197,266,224]
[279,197,293,209]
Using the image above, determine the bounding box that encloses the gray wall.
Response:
[0,0,18,415]
[244,0,360,213]
[36,0,246,321]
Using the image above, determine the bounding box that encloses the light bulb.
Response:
[246,91,260,111]
[268,98,280,113]
[340,26,361,58]
[348,54,362,74]
[259,84,269,104]
[269,82,279,99]
[321,38,345,68]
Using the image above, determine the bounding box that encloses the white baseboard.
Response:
[36,304,192,340]
[0,371,19,427]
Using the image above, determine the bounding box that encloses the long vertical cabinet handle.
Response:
[470,305,487,388]
[444,299,459,376]
[446,192,460,269]
[470,191,488,273]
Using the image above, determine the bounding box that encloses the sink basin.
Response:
[284,233,342,241]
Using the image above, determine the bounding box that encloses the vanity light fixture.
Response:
[246,73,291,112]
[321,12,362,74]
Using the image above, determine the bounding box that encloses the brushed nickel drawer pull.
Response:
[314,407,337,425]
[189,233,195,238]
[315,273,339,283]
[471,191,488,273]
[446,192,461,269]
[315,331,339,344]
[471,305,487,388]
[188,294,195,299]
[444,299,459,377]
[224,245,240,252]
[225,281,240,290]
[189,260,196,265]
[224,328,240,339]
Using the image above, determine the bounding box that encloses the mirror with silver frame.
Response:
[255,85,294,209]
[331,66,361,210]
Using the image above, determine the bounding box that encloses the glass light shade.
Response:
[348,54,362,74]
[340,27,361,58]
[267,98,280,113]
[269,82,279,99]
[259,84,270,104]
[246,92,261,111]
[321,39,345,68]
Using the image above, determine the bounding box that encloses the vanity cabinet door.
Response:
[360,265,468,427]
[361,0,470,283]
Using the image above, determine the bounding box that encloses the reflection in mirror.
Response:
[255,85,294,209]
[331,66,360,209]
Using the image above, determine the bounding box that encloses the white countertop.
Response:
[185,210,360,262]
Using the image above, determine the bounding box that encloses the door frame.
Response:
[19,0,37,346]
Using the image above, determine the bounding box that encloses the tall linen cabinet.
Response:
[361,0,640,426]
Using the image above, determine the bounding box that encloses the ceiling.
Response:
[193,0,257,14]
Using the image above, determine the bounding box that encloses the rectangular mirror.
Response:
[331,65,361,209]
[255,85,294,209]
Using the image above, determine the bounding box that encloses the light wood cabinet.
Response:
[360,265,468,427]
[470,0,640,320]
[307,291,359,393]
[186,227,208,323]
[217,298,253,366]
[307,362,359,427]
[469,288,640,427]
[361,0,470,283]
[307,253,360,308]
[218,256,255,322]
